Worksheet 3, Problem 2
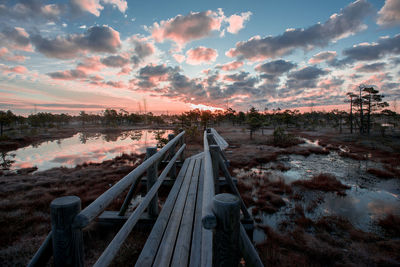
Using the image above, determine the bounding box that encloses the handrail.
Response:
[94,144,186,267]
[73,131,185,228]
[201,131,216,229]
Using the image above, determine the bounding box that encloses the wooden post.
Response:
[50,196,84,267]
[179,129,185,163]
[168,134,176,179]
[210,145,220,194]
[213,193,240,267]
[146,147,158,218]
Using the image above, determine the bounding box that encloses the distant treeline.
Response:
[0,105,399,137]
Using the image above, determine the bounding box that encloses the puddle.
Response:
[1,129,172,172]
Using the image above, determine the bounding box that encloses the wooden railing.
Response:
[202,128,263,267]
[28,131,185,267]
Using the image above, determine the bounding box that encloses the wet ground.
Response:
[232,137,400,243]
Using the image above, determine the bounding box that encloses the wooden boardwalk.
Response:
[29,129,263,267]
[135,153,204,266]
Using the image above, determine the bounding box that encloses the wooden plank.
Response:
[73,131,185,229]
[202,132,216,229]
[170,158,201,267]
[189,158,204,267]
[134,157,192,267]
[97,211,155,225]
[216,152,252,220]
[27,232,52,267]
[239,224,264,267]
[210,128,228,150]
[152,157,197,267]
[93,145,186,267]
[201,131,215,266]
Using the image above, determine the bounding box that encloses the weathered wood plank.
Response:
[189,158,204,267]
[73,131,185,229]
[152,158,197,267]
[239,223,264,267]
[134,157,192,267]
[170,158,201,267]
[202,132,217,229]
[216,150,252,220]
[27,232,52,267]
[93,145,186,267]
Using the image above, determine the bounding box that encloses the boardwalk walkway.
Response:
[29,129,263,267]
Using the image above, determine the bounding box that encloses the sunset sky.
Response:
[0,0,399,115]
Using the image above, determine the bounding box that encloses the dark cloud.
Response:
[0,0,62,22]
[30,25,121,59]
[130,37,155,66]
[342,34,400,61]
[224,71,250,82]
[354,62,386,72]
[283,66,329,92]
[227,0,371,60]
[0,27,31,51]
[139,64,174,77]
[47,69,87,80]
[101,55,129,67]
[288,66,328,80]
[255,59,296,75]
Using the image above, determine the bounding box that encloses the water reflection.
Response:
[1,129,171,172]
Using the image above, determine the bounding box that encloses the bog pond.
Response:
[1,129,172,172]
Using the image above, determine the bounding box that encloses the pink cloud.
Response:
[186,46,218,65]
[0,48,26,62]
[70,0,103,16]
[1,64,28,74]
[226,12,252,34]
[308,51,337,64]
[216,61,244,71]
[151,11,223,47]
[118,66,132,75]
[76,56,104,73]
[41,4,61,17]
[173,54,185,63]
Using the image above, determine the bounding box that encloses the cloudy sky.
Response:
[0,0,399,115]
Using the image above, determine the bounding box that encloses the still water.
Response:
[233,139,400,241]
[1,130,172,172]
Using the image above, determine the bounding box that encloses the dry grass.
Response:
[378,214,400,237]
[0,153,148,266]
[292,173,350,194]
[367,168,396,179]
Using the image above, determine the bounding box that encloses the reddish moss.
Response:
[378,214,400,237]
[292,173,350,193]
[367,168,396,179]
